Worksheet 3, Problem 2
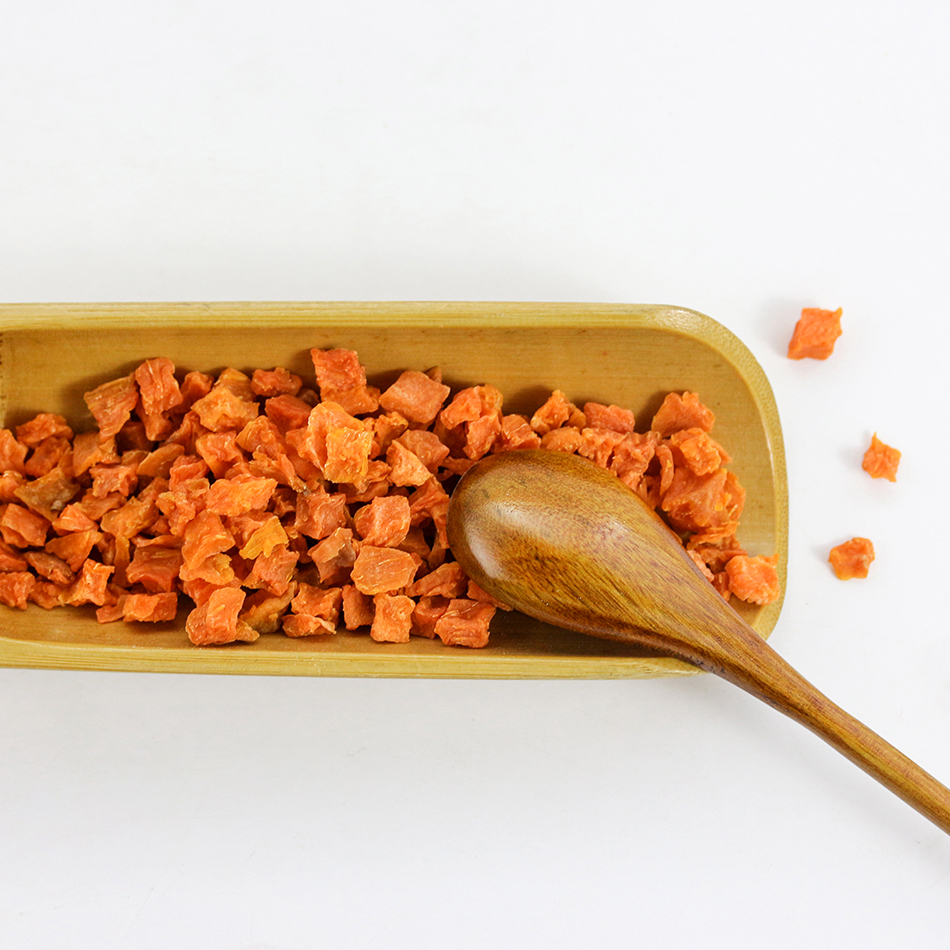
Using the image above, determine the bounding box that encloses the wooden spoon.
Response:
[446,449,950,834]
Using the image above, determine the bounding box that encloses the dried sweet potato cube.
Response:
[466,579,513,610]
[1,503,50,548]
[788,307,843,360]
[122,592,179,622]
[62,559,115,607]
[353,495,411,548]
[407,561,467,599]
[323,426,373,484]
[46,529,101,572]
[240,586,296,634]
[295,488,348,540]
[265,394,313,433]
[243,545,299,596]
[235,416,285,459]
[651,392,715,438]
[14,467,80,522]
[90,460,139,499]
[195,431,244,479]
[433,598,495,648]
[24,436,72,478]
[0,473,25,503]
[386,441,432,487]
[439,388,483,430]
[411,595,450,638]
[350,545,418,595]
[540,427,584,454]
[341,583,374,629]
[862,434,900,482]
[134,358,182,440]
[30,579,67,609]
[464,413,502,460]
[311,348,380,415]
[725,555,781,605]
[530,390,574,435]
[0,429,28,473]
[24,550,74,585]
[126,546,183,593]
[252,367,302,398]
[309,527,360,586]
[84,375,139,439]
[237,514,288,559]
[494,414,541,452]
[378,371,450,425]
[667,428,725,476]
[291,583,342,622]
[138,443,186,480]
[829,537,875,579]
[394,430,450,472]
[181,511,234,568]
[370,592,414,642]
[0,571,36,609]
[283,613,337,637]
[205,474,277,517]
[179,371,214,408]
[583,402,636,434]
[191,386,259,432]
[578,427,626,468]
[0,540,28,572]
[185,587,258,645]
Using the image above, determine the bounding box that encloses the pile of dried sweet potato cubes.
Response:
[0,348,779,647]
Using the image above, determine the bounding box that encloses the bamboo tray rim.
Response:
[0,301,787,679]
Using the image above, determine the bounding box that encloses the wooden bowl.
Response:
[0,302,787,678]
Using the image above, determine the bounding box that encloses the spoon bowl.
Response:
[447,449,950,834]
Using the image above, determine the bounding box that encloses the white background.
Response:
[2,2,949,948]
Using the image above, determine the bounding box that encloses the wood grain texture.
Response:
[0,301,786,678]
[447,450,950,833]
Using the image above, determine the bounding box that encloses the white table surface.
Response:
[2,2,948,947]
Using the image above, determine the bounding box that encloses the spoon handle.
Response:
[697,631,950,834]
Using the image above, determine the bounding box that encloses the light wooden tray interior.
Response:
[0,302,787,678]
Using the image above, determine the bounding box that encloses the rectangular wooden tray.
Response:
[0,302,787,678]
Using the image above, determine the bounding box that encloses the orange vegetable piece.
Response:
[341,584,374,629]
[724,555,780,605]
[370,592,414,642]
[862,434,900,482]
[46,529,101,572]
[135,358,183,440]
[787,307,843,360]
[14,467,80,521]
[350,545,418,595]
[122,592,179,622]
[353,495,411,548]
[583,402,636,434]
[24,550,74,585]
[185,587,258,645]
[0,429,28,473]
[433,598,495,648]
[651,392,715,438]
[0,571,36,609]
[829,537,875,579]
[311,348,379,416]
[411,595,450,638]
[84,376,139,438]
[1,503,50,548]
[126,546,184,593]
[252,367,302,398]
[61,560,115,607]
[378,370,450,425]
[386,441,432,487]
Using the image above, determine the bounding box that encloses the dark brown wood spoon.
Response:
[446,449,950,834]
